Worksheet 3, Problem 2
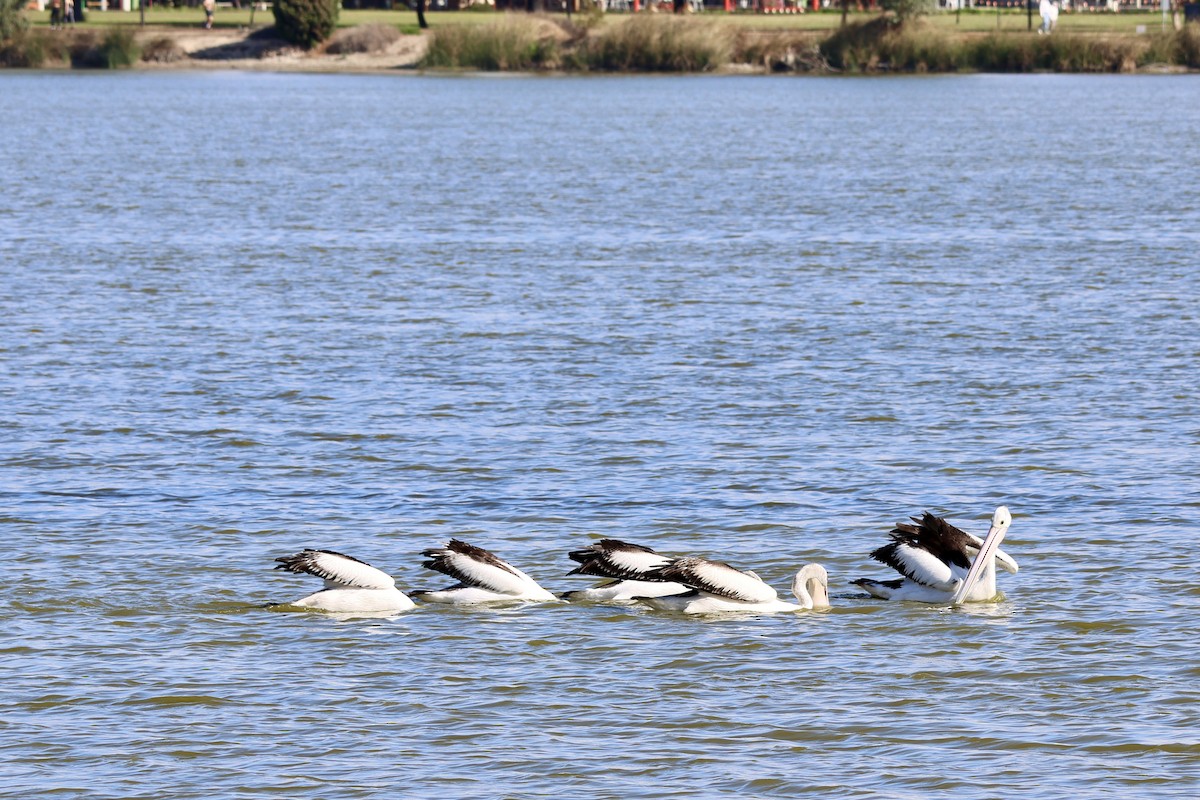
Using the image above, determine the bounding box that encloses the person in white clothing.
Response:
[1039,0,1054,34]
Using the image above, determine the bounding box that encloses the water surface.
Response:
[2,72,1199,799]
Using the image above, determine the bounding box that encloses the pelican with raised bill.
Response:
[272,549,417,613]
[561,539,691,602]
[636,555,831,614]
[412,539,558,604]
[852,506,1017,604]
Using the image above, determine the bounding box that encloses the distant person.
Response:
[1039,0,1054,33]
[204,0,215,29]
[64,0,75,25]
[49,0,62,29]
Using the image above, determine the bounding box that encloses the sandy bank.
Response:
[144,26,429,72]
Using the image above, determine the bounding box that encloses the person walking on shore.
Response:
[203,0,215,29]
[1040,0,1059,34]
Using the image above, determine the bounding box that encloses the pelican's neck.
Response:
[968,556,998,601]
[791,564,830,610]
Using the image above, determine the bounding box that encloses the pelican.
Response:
[561,539,690,602]
[852,506,1017,604]
[272,549,416,613]
[636,556,831,614]
[412,539,558,604]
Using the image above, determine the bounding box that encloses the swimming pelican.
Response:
[636,556,831,614]
[412,539,558,604]
[273,549,416,613]
[852,506,1017,604]
[561,539,690,602]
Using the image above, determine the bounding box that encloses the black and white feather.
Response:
[648,556,780,604]
[869,513,976,590]
[272,549,415,613]
[562,539,687,602]
[568,539,673,579]
[414,539,558,604]
[637,555,831,614]
[275,549,397,590]
[853,507,1018,603]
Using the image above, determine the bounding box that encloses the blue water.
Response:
[2,72,1199,799]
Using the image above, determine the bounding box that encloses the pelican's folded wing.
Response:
[567,539,672,579]
[869,541,957,591]
[650,557,778,603]
[421,539,537,595]
[274,549,397,590]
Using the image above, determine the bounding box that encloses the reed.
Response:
[68,28,142,69]
[732,29,824,73]
[819,16,896,72]
[1173,22,1200,68]
[575,14,733,72]
[422,14,564,70]
[102,28,143,68]
[422,14,739,74]
[820,18,1188,73]
[879,24,969,72]
[0,30,52,67]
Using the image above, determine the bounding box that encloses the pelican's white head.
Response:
[951,505,1014,604]
[990,506,1018,574]
[992,506,1012,532]
[792,563,831,610]
[964,506,1018,574]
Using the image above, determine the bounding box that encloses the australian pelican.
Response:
[412,539,558,604]
[561,539,690,602]
[273,549,416,613]
[852,506,1017,604]
[636,556,831,614]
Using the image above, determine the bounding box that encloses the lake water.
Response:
[2,71,1199,799]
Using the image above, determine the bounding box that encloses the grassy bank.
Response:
[2,25,144,67]
[12,7,1192,35]
[821,15,1200,72]
[4,9,1198,72]
[421,13,1200,73]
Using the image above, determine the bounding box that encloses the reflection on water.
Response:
[1,72,1199,799]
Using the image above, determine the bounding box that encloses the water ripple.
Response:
[1,72,1198,800]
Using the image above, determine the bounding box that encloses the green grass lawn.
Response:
[24,6,1181,35]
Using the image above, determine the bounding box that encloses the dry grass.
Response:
[821,18,1200,73]
[60,28,141,68]
[141,36,187,63]
[1,30,53,67]
[574,14,734,72]
[734,30,826,73]
[422,13,570,70]
[324,22,403,55]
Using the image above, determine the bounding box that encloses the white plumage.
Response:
[637,556,831,614]
[413,539,558,604]
[853,506,1017,603]
[273,549,416,613]
[562,539,689,602]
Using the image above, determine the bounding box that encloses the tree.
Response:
[1,0,29,43]
[272,0,339,50]
[880,0,934,21]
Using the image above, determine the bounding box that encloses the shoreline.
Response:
[5,15,1199,74]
